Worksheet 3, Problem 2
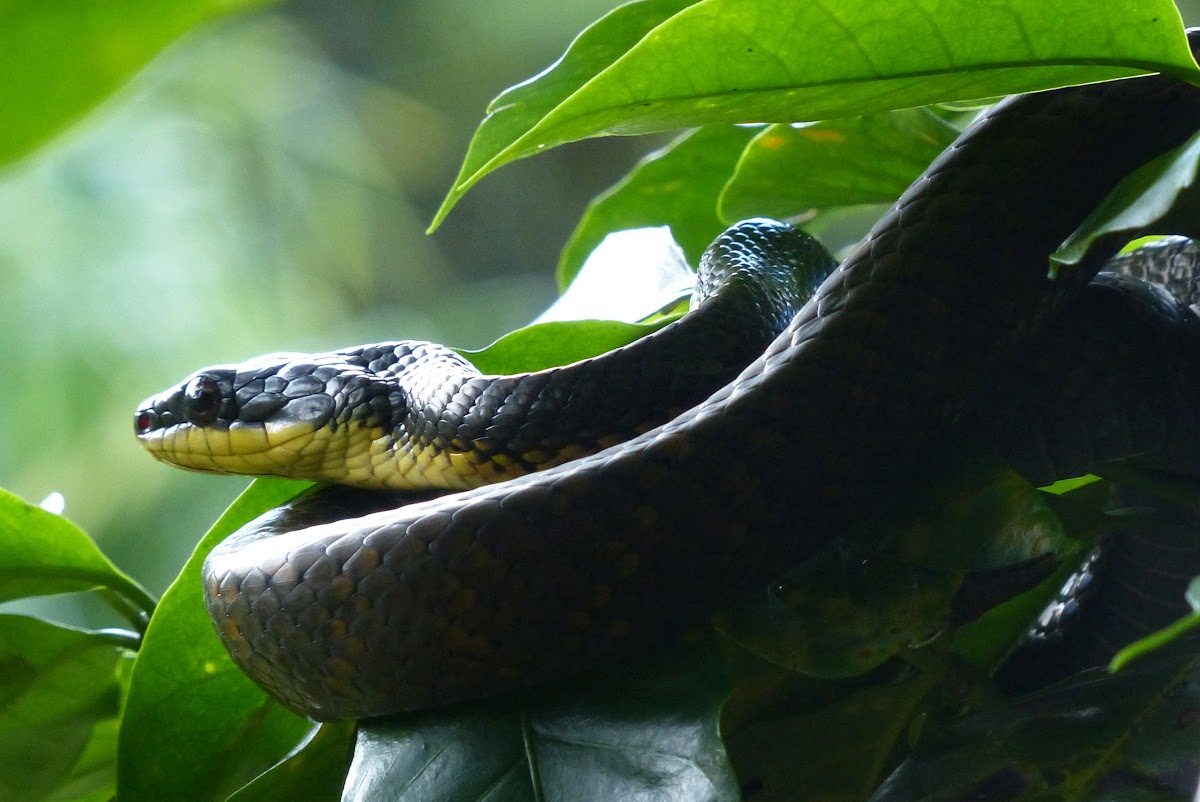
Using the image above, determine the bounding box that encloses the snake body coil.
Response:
[137,45,1200,720]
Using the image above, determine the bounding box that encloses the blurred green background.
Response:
[0,0,644,622]
[4,0,1200,627]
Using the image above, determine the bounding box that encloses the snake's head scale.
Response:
[133,352,353,480]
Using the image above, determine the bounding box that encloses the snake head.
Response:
[133,352,369,481]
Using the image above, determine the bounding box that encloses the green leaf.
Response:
[226,722,357,802]
[881,457,1071,574]
[544,226,695,322]
[0,0,276,167]
[117,478,313,802]
[0,615,133,802]
[462,317,677,375]
[719,545,958,679]
[463,226,694,373]
[342,639,736,802]
[557,125,760,287]
[717,109,960,222]
[1110,612,1200,672]
[44,707,128,802]
[727,676,936,802]
[1054,130,1200,268]
[873,650,1200,801]
[0,486,154,625]
[434,0,1194,224]
[430,0,699,231]
[460,225,704,373]
[950,556,1081,673]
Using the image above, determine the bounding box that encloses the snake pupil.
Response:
[183,376,221,425]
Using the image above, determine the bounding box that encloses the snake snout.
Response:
[134,369,239,436]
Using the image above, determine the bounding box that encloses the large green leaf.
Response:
[117,478,313,802]
[0,615,134,802]
[0,486,154,623]
[433,0,1194,226]
[0,0,275,168]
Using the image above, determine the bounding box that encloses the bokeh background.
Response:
[4,0,1200,626]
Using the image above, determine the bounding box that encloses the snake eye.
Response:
[183,375,222,426]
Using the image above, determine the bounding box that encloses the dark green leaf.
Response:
[1055,129,1200,267]
[717,109,960,222]
[343,639,736,802]
[727,676,936,802]
[0,486,154,624]
[872,650,1200,801]
[720,546,958,679]
[0,615,133,802]
[435,0,1194,223]
[557,125,760,287]
[117,478,313,802]
[1,0,277,167]
[875,457,1072,574]
[226,722,357,802]
[950,557,1081,673]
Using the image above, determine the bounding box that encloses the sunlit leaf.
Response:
[117,478,313,802]
[462,317,677,375]
[717,109,960,222]
[557,125,760,287]
[431,0,699,231]
[0,486,154,623]
[0,615,133,802]
[0,0,277,167]
[543,226,694,322]
[1188,575,1200,611]
[434,0,1194,224]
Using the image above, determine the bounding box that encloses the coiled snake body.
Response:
[137,45,1200,720]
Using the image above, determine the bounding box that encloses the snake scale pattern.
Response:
[136,36,1200,720]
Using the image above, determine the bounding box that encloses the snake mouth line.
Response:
[137,415,535,491]
[137,420,323,475]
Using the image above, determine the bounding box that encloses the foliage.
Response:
[4,1,1200,800]
[0,0,276,168]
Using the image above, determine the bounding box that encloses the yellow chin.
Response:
[138,419,589,491]
[137,420,322,479]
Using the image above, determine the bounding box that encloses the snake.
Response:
[134,37,1200,721]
